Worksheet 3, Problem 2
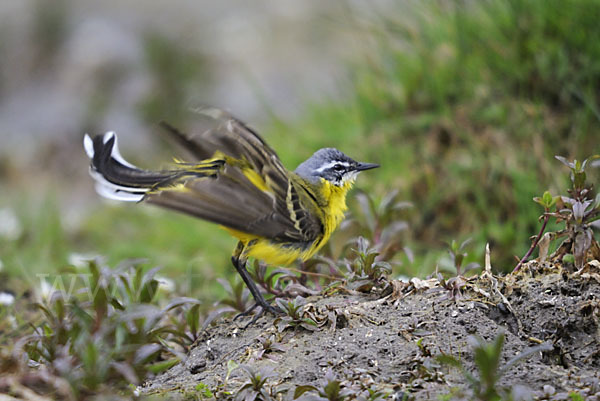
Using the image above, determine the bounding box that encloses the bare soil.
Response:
[144,261,600,400]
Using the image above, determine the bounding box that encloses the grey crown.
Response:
[295,148,379,185]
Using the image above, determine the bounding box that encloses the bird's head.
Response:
[295,148,379,187]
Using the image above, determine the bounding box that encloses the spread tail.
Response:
[84,132,183,202]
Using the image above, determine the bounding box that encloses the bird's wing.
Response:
[145,110,323,243]
[159,107,279,165]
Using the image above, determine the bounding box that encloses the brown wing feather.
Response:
[159,108,279,167]
[150,110,323,243]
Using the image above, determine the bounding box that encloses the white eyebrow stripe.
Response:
[314,160,350,173]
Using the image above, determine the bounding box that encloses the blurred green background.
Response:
[1,0,599,305]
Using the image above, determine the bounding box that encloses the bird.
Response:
[83,108,379,317]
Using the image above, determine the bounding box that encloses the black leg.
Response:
[230,243,280,318]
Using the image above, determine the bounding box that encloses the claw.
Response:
[234,302,259,321]
[234,301,283,328]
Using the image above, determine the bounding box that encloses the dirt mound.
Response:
[144,262,600,400]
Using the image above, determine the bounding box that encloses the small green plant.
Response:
[163,296,203,348]
[437,333,552,401]
[234,365,279,401]
[191,359,238,400]
[273,296,318,332]
[515,155,600,271]
[216,277,253,313]
[204,277,254,327]
[255,334,286,360]
[348,190,412,261]
[21,260,197,396]
[356,387,390,401]
[212,264,318,324]
[306,191,410,288]
[343,237,393,292]
[194,382,214,399]
[294,369,354,401]
[446,238,481,276]
[513,190,559,271]
[249,261,317,298]
[433,238,480,300]
[313,237,393,297]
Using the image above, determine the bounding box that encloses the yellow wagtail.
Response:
[84,109,378,316]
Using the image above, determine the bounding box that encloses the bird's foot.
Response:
[234,301,282,328]
[233,303,259,321]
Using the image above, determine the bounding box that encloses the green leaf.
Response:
[133,343,161,365]
[555,155,574,169]
[300,318,319,331]
[139,266,162,303]
[500,342,552,376]
[92,282,108,320]
[569,392,586,401]
[110,298,125,310]
[436,354,462,368]
[118,275,134,302]
[186,304,201,335]
[463,262,481,273]
[377,189,399,215]
[473,333,504,388]
[364,251,378,270]
[581,155,600,171]
[355,192,376,233]
[275,298,290,313]
[89,261,100,286]
[459,238,473,252]
[454,253,464,270]
[164,297,201,311]
[148,358,180,374]
[111,361,139,385]
[542,191,553,207]
[324,379,342,399]
[71,303,94,328]
[356,236,370,256]
[195,382,214,398]
[573,171,586,189]
[294,385,318,399]
[450,239,459,253]
[82,341,98,372]
[226,359,239,382]
[115,324,126,352]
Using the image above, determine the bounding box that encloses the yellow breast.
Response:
[229,179,352,266]
[318,179,350,242]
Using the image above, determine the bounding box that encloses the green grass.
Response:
[79,206,237,301]
[264,0,600,272]
[0,192,239,304]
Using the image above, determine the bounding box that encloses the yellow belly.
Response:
[247,238,319,265]
[224,179,350,266]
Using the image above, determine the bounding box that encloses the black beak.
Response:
[356,162,380,171]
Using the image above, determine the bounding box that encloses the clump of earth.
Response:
[144,261,600,400]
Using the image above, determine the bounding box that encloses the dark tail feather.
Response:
[84,132,174,202]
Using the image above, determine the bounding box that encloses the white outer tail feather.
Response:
[83,134,94,158]
[84,131,147,202]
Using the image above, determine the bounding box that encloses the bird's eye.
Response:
[333,164,344,172]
